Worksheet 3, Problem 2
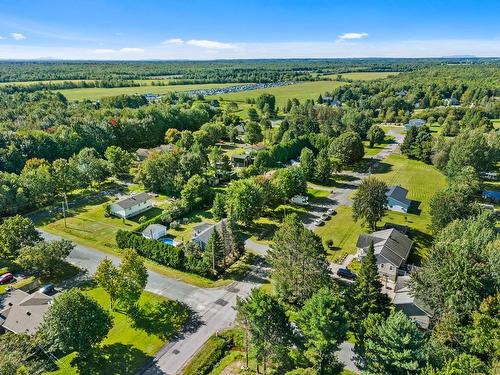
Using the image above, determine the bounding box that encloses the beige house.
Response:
[0,289,52,335]
[110,192,152,219]
[356,228,413,282]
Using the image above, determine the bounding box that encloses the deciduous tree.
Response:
[352,177,388,230]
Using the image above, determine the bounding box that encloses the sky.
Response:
[0,0,499,60]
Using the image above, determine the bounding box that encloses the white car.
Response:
[327,208,336,215]
[321,213,330,221]
[314,218,324,226]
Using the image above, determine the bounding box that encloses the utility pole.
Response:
[62,201,67,228]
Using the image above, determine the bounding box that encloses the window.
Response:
[380,264,384,268]
[389,266,393,271]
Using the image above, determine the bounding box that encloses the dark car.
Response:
[39,284,55,295]
[0,272,14,284]
[336,268,357,280]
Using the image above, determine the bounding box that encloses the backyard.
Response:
[47,285,189,375]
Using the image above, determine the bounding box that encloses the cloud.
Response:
[92,48,115,54]
[11,32,26,40]
[337,32,369,40]
[186,39,236,49]
[163,38,184,45]
[120,47,144,53]
[0,36,4,40]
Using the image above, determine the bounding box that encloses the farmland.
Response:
[209,80,348,107]
[324,71,399,80]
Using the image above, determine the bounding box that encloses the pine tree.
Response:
[348,242,390,360]
[317,94,323,104]
[203,229,225,275]
[212,193,226,221]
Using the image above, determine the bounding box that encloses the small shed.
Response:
[386,185,411,213]
[142,224,167,240]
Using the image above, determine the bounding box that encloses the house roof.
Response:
[386,185,411,208]
[142,224,167,235]
[192,219,227,246]
[231,153,251,160]
[135,144,175,159]
[0,290,52,335]
[393,276,433,329]
[356,228,413,267]
[114,192,151,210]
[405,118,426,128]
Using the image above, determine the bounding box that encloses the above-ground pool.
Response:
[160,237,175,245]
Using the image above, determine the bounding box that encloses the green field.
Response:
[209,80,348,107]
[317,151,446,264]
[48,286,186,375]
[56,82,239,101]
[323,72,399,81]
[493,119,500,129]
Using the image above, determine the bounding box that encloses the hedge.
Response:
[116,230,185,269]
[182,333,233,375]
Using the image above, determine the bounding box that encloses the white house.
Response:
[110,192,152,219]
[142,223,167,240]
[356,228,413,282]
[192,219,227,250]
[386,185,411,213]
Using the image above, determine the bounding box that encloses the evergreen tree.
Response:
[363,311,427,374]
[299,147,315,180]
[203,229,225,275]
[269,213,331,305]
[317,94,323,104]
[348,243,390,360]
[211,193,226,221]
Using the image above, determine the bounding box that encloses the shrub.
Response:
[182,333,233,375]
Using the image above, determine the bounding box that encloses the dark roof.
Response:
[231,154,251,160]
[192,219,227,246]
[357,228,413,267]
[114,192,151,210]
[483,190,500,199]
[386,185,411,207]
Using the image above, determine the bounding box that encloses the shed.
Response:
[386,185,411,213]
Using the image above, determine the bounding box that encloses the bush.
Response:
[182,333,233,375]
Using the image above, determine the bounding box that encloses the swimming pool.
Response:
[160,237,175,245]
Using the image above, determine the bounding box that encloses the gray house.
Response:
[386,185,411,213]
[356,228,413,282]
[192,219,227,250]
[393,276,433,329]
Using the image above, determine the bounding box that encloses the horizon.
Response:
[0,0,499,60]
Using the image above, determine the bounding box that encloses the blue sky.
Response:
[0,0,499,59]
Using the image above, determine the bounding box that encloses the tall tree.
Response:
[297,288,348,374]
[269,213,331,305]
[244,121,263,145]
[211,193,226,221]
[0,215,41,260]
[116,249,148,310]
[314,149,333,184]
[367,125,385,147]
[363,311,427,374]
[17,239,74,278]
[225,178,265,226]
[272,166,307,200]
[105,145,133,177]
[203,229,225,275]
[330,131,365,167]
[299,147,315,180]
[410,212,497,319]
[238,289,293,374]
[39,289,112,357]
[94,258,121,310]
[348,243,390,359]
[352,177,388,230]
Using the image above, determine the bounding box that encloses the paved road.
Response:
[40,230,269,375]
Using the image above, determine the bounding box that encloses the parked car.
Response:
[39,284,55,295]
[336,268,357,280]
[314,218,324,226]
[321,213,331,221]
[327,208,337,215]
[0,272,14,284]
[291,195,309,206]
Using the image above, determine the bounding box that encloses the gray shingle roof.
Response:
[386,185,411,207]
[357,228,413,267]
[142,224,167,236]
[115,192,151,210]
[192,219,227,247]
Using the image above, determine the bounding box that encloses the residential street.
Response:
[40,230,269,375]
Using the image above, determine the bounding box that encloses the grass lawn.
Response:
[48,286,188,375]
[307,186,331,199]
[317,151,446,265]
[323,72,399,80]
[209,81,348,107]
[57,82,239,101]
[363,135,395,157]
[492,118,500,129]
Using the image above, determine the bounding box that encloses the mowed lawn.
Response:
[47,287,182,375]
[317,151,446,264]
[57,82,239,101]
[209,81,348,107]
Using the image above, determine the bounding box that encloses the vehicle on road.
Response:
[314,218,324,226]
[0,272,14,284]
[337,268,357,280]
[39,284,56,295]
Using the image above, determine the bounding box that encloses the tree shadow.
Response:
[130,300,196,341]
[372,161,392,174]
[71,343,152,375]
